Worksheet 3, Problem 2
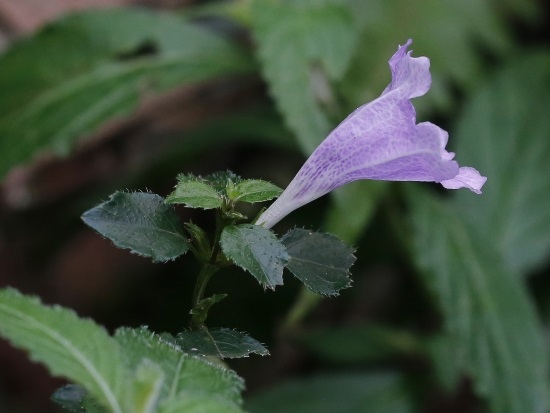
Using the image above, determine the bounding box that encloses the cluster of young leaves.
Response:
[0,289,245,413]
[82,172,355,296]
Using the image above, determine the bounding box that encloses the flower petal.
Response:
[440,167,487,194]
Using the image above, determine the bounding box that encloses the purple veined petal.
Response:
[441,167,487,194]
[256,40,487,229]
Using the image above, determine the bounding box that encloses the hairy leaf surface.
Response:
[281,228,354,295]
[0,289,127,413]
[81,192,189,262]
[221,224,289,289]
[176,328,269,359]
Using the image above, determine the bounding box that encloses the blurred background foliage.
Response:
[0,0,549,412]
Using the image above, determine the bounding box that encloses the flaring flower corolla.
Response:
[256,39,487,229]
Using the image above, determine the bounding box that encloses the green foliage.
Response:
[229,180,283,203]
[114,327,244,408]
[167,173,282,208]
[246,372,414,413]
[408,190,549,413]
[220,224,289,289]
[343,0,520,111]
[81,192,189,263]
[0,288,128,413]
[0,8,253,178]
[451,52,550,273]
[167,175,224,209]
[176,328,269,359]
[0,290,247,413]
[251,0,359,153]
[280,228,354,295]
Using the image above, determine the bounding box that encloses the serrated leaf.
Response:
[0,288,128,413]
[220,224,289,289]
[451,52,550,274]
[408,189,549,413]
[166,179,223,209]
[0,8,253,178]
[81,192,189,262]
[176,328,269,359]
[114,327,244,407]
[246,372,413,413]
[251,0,359,153]
[232,180,282,203]
[280,228,354,295]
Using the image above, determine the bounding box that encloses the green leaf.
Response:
[166,176,223,209]
[231,179,283,203]
[0,288,128,413]
[451,52,550,274]
[220,224,289,289]
[246,372,413,413]
[408,189,549,413]
[131,360,164,413]
[343,1,516,112]
[0,8,253,178]
[251,0,359,153]
[176,328,269,359]
[302,324,423,364]
[280,228,354,295]
[81,191,189,263]
[114,327,244,407]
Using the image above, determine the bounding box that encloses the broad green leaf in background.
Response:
[280,228,355,295]
[343,0,523,111]
[0,8,254,178]
[220,224,289,289]
[251,0,359,153]
[451,52,550,274]
[408,189,549,413]
[301,324,423,364]
[114,327,244,409]
[246,372,414,413]
[0,288,128,413]
[176,328,269,359]
[81,191,189,263]
[166,175,224,209]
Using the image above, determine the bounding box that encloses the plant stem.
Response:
[192,263,219,308]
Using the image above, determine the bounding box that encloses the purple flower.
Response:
[257,39,487,229]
